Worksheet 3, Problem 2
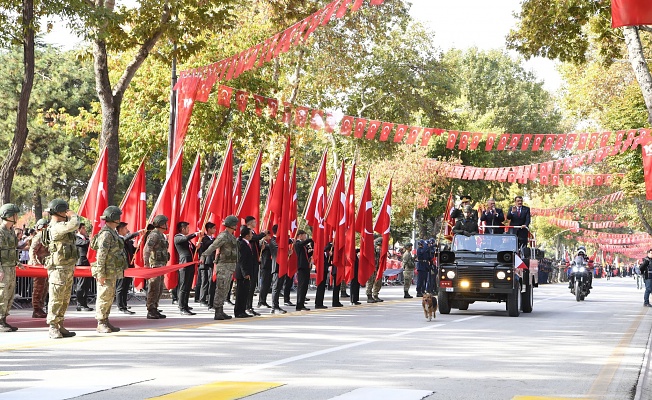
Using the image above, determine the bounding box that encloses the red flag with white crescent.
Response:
[78,147,109,263]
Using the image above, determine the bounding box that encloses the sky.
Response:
[43,0,562,92]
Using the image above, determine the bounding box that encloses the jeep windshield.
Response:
[452,234,518,252]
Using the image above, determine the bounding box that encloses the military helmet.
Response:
[152,215,169,228]
[35,218,49,229]
[0,203,20,220]
[223,215,238,228]
[100,206,122,222]
[374,237,383,246]
[48,199,69,215]
[404,242,413,248]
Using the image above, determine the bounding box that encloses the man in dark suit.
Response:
[314,243,333,309]
[506,196,531,249]
[294,230,314,311]
[235,226,255,318]
[75,223,93,312]
[115,222,144,315]
[197,222,216,308]
[243,216,267,316]
[174,221,202,315]
[257,230,275,308]
[480,198,505,234]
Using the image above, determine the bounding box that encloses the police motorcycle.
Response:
[569,247,591,302]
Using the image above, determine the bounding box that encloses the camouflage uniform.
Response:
[29,231,49,313]
[46,215,80,327]
[366,244,383,301]
[402,249,415,293]
[91,225,128,323]
[0,224,18,321]
[203,229,238,312]
[143,229,169,313]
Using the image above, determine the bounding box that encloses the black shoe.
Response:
[258,302,271,308]
[120,308,136,315]
[367,297,376,303]
[315,305,328,309]
[296,307,310,311]
[157,309,163,313]
[235,313,253,318]
[171,300,178,305]
[416,293,423,297]
[404,293,413,299]
[147,311,160,319]
[200,302,209,307]
[305,298,311,302]
[352,301,361,305]
[157,311,167,319]
[644,303,652,307]
[247,309,261,316]
[341,292,350,298]
[272,307,287,314]
[284,301,295,306]
[180,309,196,316]
[332,303,344,307]
[208,306,215,311]
[127,306,131,309]
[81,305,93,311]
[374,297,384,302]
[226,299,235,305]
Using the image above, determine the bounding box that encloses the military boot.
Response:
[105,319,121,332]
[214,307,226,320]
[32,308,47,318]
[221,310,232,320]
[373,296,384,302]
[0,317,17,332]
[49,324,63,339]
[97,320,112,333]
[404,291,413,299]
[58,324,76,338]
[366,295,376,303]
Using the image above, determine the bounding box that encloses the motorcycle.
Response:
[569,263,591,301]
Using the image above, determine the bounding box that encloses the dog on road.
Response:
[422,292,437,321]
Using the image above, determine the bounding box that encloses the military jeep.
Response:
[437,233,539,317]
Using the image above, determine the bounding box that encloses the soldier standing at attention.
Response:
[402,242,415,299]
[0,203,24,332]
[91,206,128,333]
[45,199,80,339]
[366,237,384,303]
[201,215,239,321]
[29,218,50,318]
[143,215,170,320]
[75,223,94,312]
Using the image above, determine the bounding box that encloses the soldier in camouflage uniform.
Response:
[201,215,239,320]
[91,206,128,333]
[0,203,24,332]
[143,215,170,319]
[366,237,385,303]
[45,199,80,339]
[402,242,415,299]
[29,218,50,318]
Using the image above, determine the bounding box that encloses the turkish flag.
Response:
[565,133,577,150]
[267,98,279,118]
[554,134,567,150]
[469,132,483,150]
[577,133,589,150]
[394,124,408,142]
[269,137,291,277]
[379,122,394,141]
[600,131,612,147]
[180,154,202,234]
[611,0,652,27]
[235,90,249,112]
[354,118,367,138]
[310,109,325,130]
[340,116,354,135]
[521,134,532,151]
[356,172,375,285]
[216,85,233,108]
[295,106,310,127]
[205,140,234,227]
[544,134,555,151]
[421,128,441,147]
[304,151,328,285]
[446,130,459,149]
[406,126,422,145]
[120,160,147,289]
[366,120,381,140]
[254,95,266,116]
[195,67,217,103]
[236,151,262,223]
[497,134,510,150]
[485,133,497,151]
[173,74,201,157]
[78,147,109,263]
[641,135,652,200]
[458,131,470,150]
[325,162,347,283]
[325,113,337,133]
[374,179,392,280]
[343,164,356,283]
[287,163,299,278]
[282,102,292,125]
[508,134,521,150]
[532,134,544,151]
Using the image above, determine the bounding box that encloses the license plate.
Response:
[446,287,454,292]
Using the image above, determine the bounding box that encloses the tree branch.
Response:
[639,26,652,33]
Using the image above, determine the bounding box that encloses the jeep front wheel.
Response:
[507,284,521,317]
[521,282,533,313]
[438,290,451,314]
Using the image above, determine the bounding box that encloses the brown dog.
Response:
[422,292,437,321]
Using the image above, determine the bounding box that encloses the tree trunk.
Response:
[623,26,652,126]
[32,187,42,220]
[635,198,652,236]
[0,0,35,203]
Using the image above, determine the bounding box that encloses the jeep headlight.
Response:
[572,266,579,273]
[496,271,506,280]
[579,266,586,273]
[446,270,456,279]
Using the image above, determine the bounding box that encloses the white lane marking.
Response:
[326,387,433,400]
[452,315,482,323]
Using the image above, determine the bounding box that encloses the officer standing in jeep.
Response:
[45,199,80,339]
[200,215,239,321]
[0,203,24,332]
[143,215,170,320]
[92,206,128,333]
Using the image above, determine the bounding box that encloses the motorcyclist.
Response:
[569,247,592,290]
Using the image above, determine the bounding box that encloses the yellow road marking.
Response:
[0,371,10,376]
[149,381,283,400]
[587,307,648,397]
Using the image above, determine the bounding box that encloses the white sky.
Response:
[42,0,562,92]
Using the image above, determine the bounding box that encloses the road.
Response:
[1,277,650,400]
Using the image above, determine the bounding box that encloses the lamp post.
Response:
[552,229,571,260]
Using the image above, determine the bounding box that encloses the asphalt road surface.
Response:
[1,277,651,400]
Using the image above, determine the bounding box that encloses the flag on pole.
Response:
[180,153,202,234]
[269,137,291,277]
[355,172,374,285]
[199,172,217,229]
[78,146,109,263]
[325,162,346,284]
[236,151,262,223]
[205,140,234,228]
[119,159,147,289]
[287,162,299,278]
[343,163,356,283]
[304,151,328,285]
[374,179,392,280]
